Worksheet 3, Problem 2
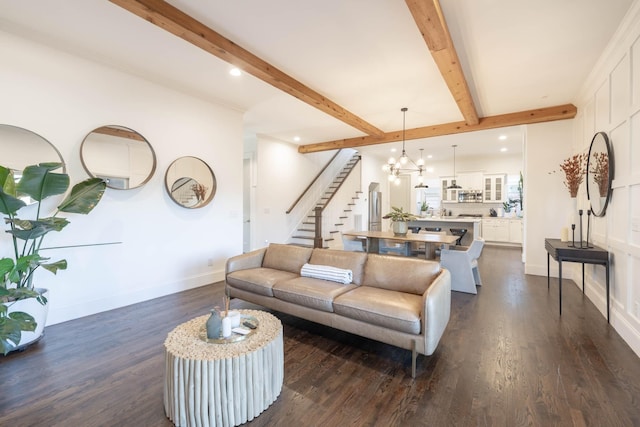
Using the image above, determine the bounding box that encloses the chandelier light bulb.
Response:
[400,153,408,165]
[394,177,401,185]
[388,174,396,182]
[382,164,390,172]
[417,158,425,167]
[388,157,396,165]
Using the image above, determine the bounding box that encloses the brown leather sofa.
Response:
[225,243,452,377]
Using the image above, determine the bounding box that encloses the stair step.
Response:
[334,223,344,226]
[302,221,315,225]
[344,209,352,212]
[348,203,355,206]
[329,230,340,234]
[297,228,315,233]
[291,235,315,240]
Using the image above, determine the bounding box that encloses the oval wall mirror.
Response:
[80,125,156,190]
[586,131,614,217]
[165,156,216,209]
[0,124,65,204]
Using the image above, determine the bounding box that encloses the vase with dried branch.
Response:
[591,152,609,197]
[192,183,207,202]
[557,153,586,198]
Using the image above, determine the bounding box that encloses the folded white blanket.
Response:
[300,263,353,285]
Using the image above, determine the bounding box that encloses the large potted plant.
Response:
[383,206,417,236]
[0,163,106,355]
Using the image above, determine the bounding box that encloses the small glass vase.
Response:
[206,309,222,339]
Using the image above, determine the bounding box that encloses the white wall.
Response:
[0,30,243,325]
[253,136,334,248]
[524,120,577,277]
[569,0,640,356]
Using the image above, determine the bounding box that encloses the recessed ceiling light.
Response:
[427,154,433,159]
[499,135,507,140]
[229,68,242,76]
[293,136,301,142]
[390,148,397,153]
[500,147,508,152]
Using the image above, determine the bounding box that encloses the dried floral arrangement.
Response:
[192,183,207,201]
[555,153,586,198]
[590,151,609,197]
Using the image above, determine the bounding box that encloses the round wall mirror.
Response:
[0,124,65,171]
[0,124,65,204]
[81,125,156,190]
[586,131,614,217]
[165,156,216,208]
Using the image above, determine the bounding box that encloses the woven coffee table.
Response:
[163,309,283,427]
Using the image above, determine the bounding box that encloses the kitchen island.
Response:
[407,217,482,246]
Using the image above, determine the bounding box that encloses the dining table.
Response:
[342,230,459,259]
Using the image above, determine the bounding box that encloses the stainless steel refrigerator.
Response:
[368,182,382,231]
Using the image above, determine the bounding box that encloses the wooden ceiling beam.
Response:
[298,104,577,153]
[405,0,479,126]
[109,0,385,137]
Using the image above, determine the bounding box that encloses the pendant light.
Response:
[382,107,427,187]
[447,144,462,189]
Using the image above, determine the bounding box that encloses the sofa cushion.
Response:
[226,268,298,297]
[273,277,357,312]
[333,286,422,334]
[262,243,313,274]
[362,254,441,295]
[309,249,367,285]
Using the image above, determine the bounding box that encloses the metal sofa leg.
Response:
[411,340,417,378]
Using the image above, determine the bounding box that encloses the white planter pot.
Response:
[392,221,408,236]
[3,288,49,352]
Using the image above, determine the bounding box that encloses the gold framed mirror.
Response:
[80,125,156,190]
[165,156,217,209]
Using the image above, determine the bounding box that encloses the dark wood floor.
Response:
[2,246,639,426]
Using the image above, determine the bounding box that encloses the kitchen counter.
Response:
[408,217,482,246]
[411,217,482,223]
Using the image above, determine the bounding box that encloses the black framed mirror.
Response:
[165,156,216,209]
[81,125,156,190]
[586,131,614,217]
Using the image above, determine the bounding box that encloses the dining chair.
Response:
[439,238,485,294]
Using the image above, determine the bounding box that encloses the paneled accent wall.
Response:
[575,1,640,356]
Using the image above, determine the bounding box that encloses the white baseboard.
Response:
[46,270,225,326]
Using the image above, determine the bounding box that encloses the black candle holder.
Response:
[585,210,594,248]
[578,210,584,248]
[569,223,576,247]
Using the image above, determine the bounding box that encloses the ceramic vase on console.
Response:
[206,309,222,339]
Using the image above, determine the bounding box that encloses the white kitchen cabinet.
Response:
[482,218,510,242]
[483,174,506,203]
[440,176,458,203]
[509,219,523,243]
[482,218,522,244]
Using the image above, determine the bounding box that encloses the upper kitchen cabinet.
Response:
[441,172,484,203]
[440,176,458,203]
[483,174,506,203]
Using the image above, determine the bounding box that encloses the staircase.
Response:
[288,153,362,248]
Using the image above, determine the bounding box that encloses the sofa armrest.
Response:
[421,268,451,355]
[226,247,267,276]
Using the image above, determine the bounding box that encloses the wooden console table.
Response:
[545,238,610,322]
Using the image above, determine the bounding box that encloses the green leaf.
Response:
[58,178,106,214]
[0,311,37,355]
[5,218,67,241]
[16,163,69,202]
[41,259,67,274]
[0,258,15,278]
[0,186,26,216]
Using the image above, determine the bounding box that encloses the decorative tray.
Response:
[199,314,259,344]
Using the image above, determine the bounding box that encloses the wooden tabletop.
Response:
[342,230,459,244]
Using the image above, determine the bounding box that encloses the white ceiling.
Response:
[0,0,634,162]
